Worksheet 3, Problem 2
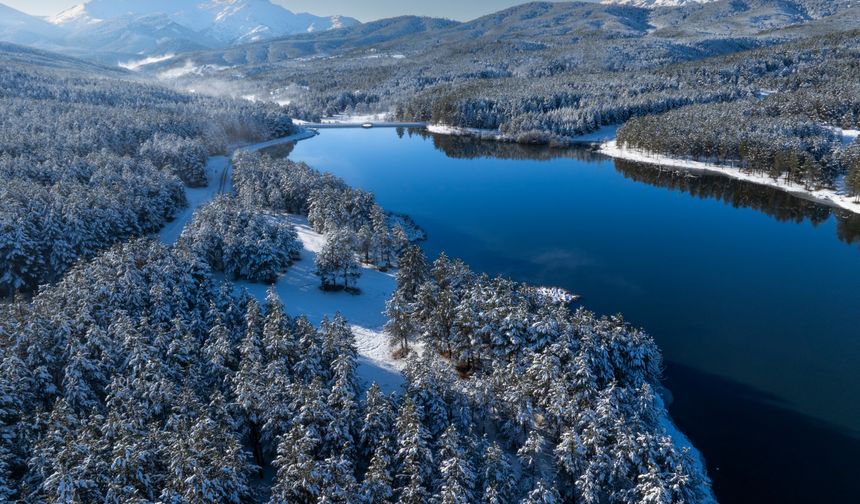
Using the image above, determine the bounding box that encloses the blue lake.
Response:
[284,127,860,503]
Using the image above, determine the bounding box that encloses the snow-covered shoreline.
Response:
[426,123,620,144]
[158,126,716,497]
[600,140,860,215]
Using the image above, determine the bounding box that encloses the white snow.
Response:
[600,140,860,215]
[569,124,620,143]
[236,216,408,393]
[156,127,405,392]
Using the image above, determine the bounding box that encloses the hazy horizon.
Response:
[2,0,593,22]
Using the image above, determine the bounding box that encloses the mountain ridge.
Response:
[0,0,360,63]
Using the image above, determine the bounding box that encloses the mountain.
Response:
[50,0,359,44]
[602,0,716,6]
[0,3,64,46]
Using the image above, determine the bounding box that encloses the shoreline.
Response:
[160,125,716,501]
[600,140,860,216]
[424,121,860,216]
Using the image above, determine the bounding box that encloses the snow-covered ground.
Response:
[600,140,860,215]
[236,216,407,393]
[157,129,318,245]
[158,155,229,244]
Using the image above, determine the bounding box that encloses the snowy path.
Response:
[158,156,229,244]
[157,130,317,245]
[600,140,860,215]
[155,127,404,391]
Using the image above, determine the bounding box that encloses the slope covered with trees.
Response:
[615,32,860,194]
[0,46,295,297]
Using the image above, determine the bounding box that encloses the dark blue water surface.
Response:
[285,127,860,503]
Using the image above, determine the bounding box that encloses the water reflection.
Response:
[415,128,860,246]
[613,159,860,247]
[405,127,606,162]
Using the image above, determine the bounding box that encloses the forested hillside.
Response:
[617,32,860,193]
[0,45,294,297]
[148,0,860,149]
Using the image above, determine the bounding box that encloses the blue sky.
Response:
[5,0,592,21]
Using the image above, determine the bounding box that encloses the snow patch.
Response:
[600,140,860,215]
[237,216,408,393]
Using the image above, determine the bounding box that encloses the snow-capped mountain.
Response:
[0,3,64,45]
[49,0,359,44]
[602,0,717,6]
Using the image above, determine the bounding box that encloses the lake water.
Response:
[285,127,860,503]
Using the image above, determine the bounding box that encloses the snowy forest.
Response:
[11,0,860,501]
[0,49,294,298]
[616,33,860,194]
[0,228,712,503]
[0,44,713,500]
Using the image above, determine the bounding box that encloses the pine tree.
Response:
[233,299,267,475]
[521,479,561,504]
[395,244,428,303]
[394,398,433,504]
[438,425,477,504]
[359,384,395,459]
[360,436,396,504]
[270,423,322,503]
[371,205,392,269]
[316,228,361,290]
[481,440,515,504]
[385,289,415,357]
[161,391,251,503]
[318,452,358,503]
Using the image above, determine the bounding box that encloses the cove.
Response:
[280,126,860,503]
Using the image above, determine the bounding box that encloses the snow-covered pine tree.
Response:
[385,289,416,358]
[270,423,323,503]
[438,425,477,504]
[316,228,361,290]
[396,244,429,303]
[360,436,396,504]
[359,384,395,459]
[480,440,515,504]
[394,397,433,503]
